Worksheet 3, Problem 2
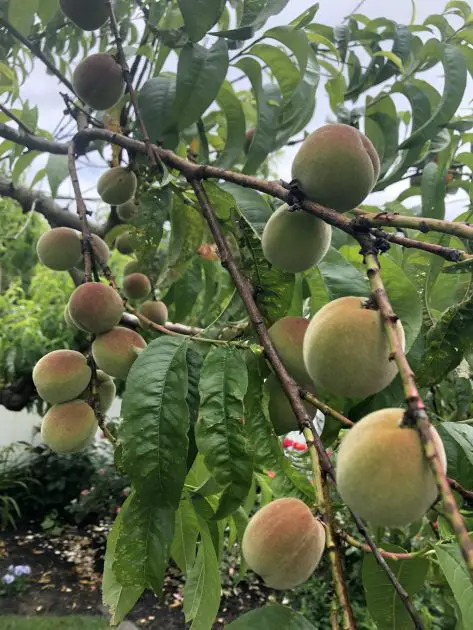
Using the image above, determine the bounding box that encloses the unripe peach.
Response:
[264,373,313,435]
[336,408,447,527]
[262,204,331,273]
[115,231,135,255]
[68,282,124,334]
[123,260,141,276]
[80,370,116,413]
[73,54,124,111]
[33,350,91,404]
[41,400,97,453]
[123,273,151,300]
[140,300,168,326]
[97,168,137,205]
[92,326,147,379]
[36,227,82,271]
[303,296,405,399]
[291,124,380,211]
[117,200,139,221]
[242,498,325,589]
[268,316,310,384]
[59,0,108,31]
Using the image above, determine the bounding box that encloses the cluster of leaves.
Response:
[2,0,473,628]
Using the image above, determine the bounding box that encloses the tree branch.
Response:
[359,236,473,581]
[0,175,103,235]
[0,17,77,96]
[372,227,473,263]
[106,0,157,166]
[0,122,70,154]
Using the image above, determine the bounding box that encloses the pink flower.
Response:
[267,470,276,479]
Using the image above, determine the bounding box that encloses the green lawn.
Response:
[1,617,109,630]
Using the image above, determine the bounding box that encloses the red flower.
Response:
[282,438,294,448]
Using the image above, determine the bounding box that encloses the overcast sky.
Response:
[15,0,471,219]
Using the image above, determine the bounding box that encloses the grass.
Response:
[1,617,109,630]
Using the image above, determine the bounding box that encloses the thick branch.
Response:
[360,238,473,581]
[0,17,77,96]
[352,208,473,241]
[0,122,70,154]
[0,175,102,234]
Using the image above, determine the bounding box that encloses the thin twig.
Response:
[372,227,473,263]
[106,0,157,166]
[0,103,34,134]
[337,529,429,560]
[447,477,473,504]
[0,17,77,96]
[302,390,354,427]
[304,428,356,629]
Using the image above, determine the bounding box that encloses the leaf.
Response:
[119,337,190,503]
[372,50,405,73]
[138,76,178,148]
[113,490,175,595]
[227,604,317,629]
[237,216,294,325]
[436,542,473,627]
[317,247,370,301]
[183,511,221,628]
[235,57,281,175]
[174,40,229,130]
[239,0,289,30]
[46,154,69,199]
[421,160,446,219]
[362,542,429,630]
[38,0,59,24]
[178,0,225,42]
[102,498,144,626]
[416,284,473,387]
[215,80,247,169]
[195,346,253,519]
[168,195,205,271]
[8,0,38,36]
[249,43,300,102]
[400,44,467,149]
[171,497,200,573]
[437,423,473,490]
[221,182,272,237]
[265,26,310,80]
[244,353,314,500]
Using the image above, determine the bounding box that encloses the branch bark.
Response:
[359,236,473,581]
[0,175,103,234]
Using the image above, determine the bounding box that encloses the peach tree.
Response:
[2,0,473,628]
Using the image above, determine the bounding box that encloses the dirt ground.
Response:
[0,525,273,628]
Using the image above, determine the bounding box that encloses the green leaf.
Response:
[202,181,235,221]
[119,337,190,502]
[244,354,314,500]
[421,160,446,219]
[171,497,200,573]
[195,346,253,519]
[174,40,229,130]
[183,511,222,628]
[239,0,289,30]
[317,247,370,301]
[436,542,473,627]
[215,80,247,169]
[249,43,300,102]
[372,50,405,73]
[235,57,281,175]
[265,26,310,80]
[437,423,473,490]
[417,284,473,387]
[168,195,205,271]
[221,182,272,237]
[237,216,294,325]
[113,490,175,595]
[46,154,69,199]
[102,498,144,626]
[400,44,467,149]
[362,542,429,630]
[38,0,59,23]
[227,604,317,629]
[178,0,225,42]
[138,76,178,148]
[8,0,38,36]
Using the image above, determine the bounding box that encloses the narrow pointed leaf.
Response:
[436,543,473,626]
[227,604,317,629]
[195,346,253,519]
[178,0,226,42]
